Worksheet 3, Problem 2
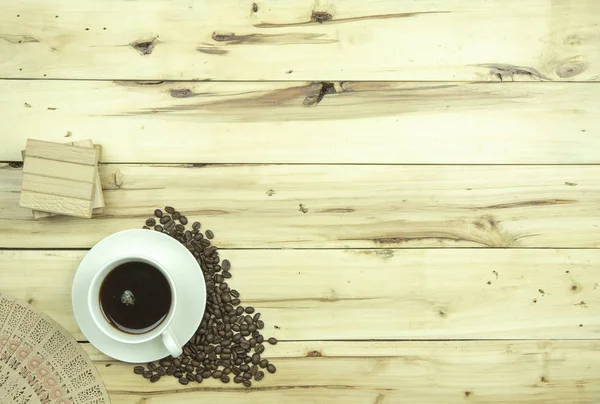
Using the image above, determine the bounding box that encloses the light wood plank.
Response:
[0,0,598,81]
[2,164,600,248]
[25,139,98,165]
[1,249,598,341]
[21,173,94,200]
[23,157,96,182]
[19,190,93,218]
[1,80,599,164]
[83,341,600,403]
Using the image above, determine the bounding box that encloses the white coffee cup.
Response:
[87,254,183,358]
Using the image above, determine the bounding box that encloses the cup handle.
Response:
[161,328,182,358]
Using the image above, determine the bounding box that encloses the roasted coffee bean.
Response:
[243,372,252,380]
[221,259,231,271]
[195,353,205,362]
[250,365,258,376]
[232,324,241,332]
[154,225,163,232]
[256,335,264,344]
[133,366,144,374]
[192,221,201,230]
[249,338,257,348]
[243,379,252,387]
[195,374,203,383]
[185,364,194,373]
[253,312,261,322]
[179,377,189,385]
[172,212,181,220]
[185,230,192,241]
[215,346,222,354]
[182,357,191,365]
[166,366,175,376]
[160,215,171,224]
[146,218,156,227]
[232,298,240,306]
[268,337,278,345]
[186,372,195,381]
[191,359,200,367]
[255,371,265,381]
[251,353,260,365]
[240,364,250,372]
[255,344,265,354]
[194,233,204,241]
[245,306,255,314]
[220,375,230,383]
[142,371,153,379]
[150,374,160,383]
[267,364,276,374]
[172,358,181,368]
[176,224,185,232]
[212,370,223,379]
[179,216,188,225]
[248,324,257,332]
[223,271,232,279]
[159,358,172,367]
[244,315,253,325]
[235,306,244,315]
[165,206,175,214]
[154,209,163,218]
[206,230,214,239]
[259,359,268,368]
[143,226,150,229]
[174,371,183,378]
[232,367,241,376]
[234,375,244,383]
[202,370,212,379]
[157,366,167,376]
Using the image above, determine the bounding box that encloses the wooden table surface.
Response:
[1,0,599,402]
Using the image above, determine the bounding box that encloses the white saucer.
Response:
[72,229,206,363]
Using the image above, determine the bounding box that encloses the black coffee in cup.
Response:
[99,261,171,334]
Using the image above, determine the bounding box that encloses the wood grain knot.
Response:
[555,55,587,78]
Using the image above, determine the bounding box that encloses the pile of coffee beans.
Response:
[132,206,277,387]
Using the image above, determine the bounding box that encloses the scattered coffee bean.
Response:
[135,208,278,387]
[267,364,276,374]
[268,337,278,345]
[222,260,231,271]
